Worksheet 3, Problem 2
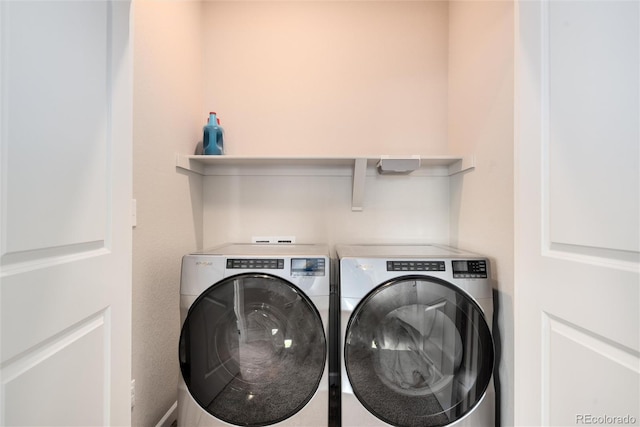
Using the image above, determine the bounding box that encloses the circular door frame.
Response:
[344,274,494,427]
[180,272,327,426]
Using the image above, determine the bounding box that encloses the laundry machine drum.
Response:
[345,275,494,427]
[179,273,327,426]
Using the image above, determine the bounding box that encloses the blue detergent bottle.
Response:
[203,112,224,155]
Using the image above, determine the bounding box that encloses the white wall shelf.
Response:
[175,154,474,211]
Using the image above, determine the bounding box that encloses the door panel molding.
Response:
[539,0,640,270]
[545,242,639,272]
[0,242,109,277]
[542,312,640,427]
[0,0,113,259]
[1,309,111,426]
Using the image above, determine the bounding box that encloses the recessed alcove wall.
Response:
[131,1,515,426]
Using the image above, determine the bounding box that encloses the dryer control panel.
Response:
[452,260,488,278]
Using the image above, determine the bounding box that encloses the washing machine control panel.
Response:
[226,258,326,276]
[227,258,285,269]
[386,261,445,272]
[452,260,488,278]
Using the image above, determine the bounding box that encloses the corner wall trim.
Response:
[155,401,178,427]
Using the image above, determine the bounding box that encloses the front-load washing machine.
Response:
[337,244,495,427]
[178,243,330,426]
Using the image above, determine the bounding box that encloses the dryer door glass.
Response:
[179,273,326,426]
[344,276,494,427]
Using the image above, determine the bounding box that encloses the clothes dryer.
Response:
[337,244,495,427]
[178,244,330,426]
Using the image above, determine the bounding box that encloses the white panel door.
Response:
[0,1,132,425]
[515,1,639,426]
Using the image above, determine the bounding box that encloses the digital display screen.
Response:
[291,258,325,276]
[452,260,469,272]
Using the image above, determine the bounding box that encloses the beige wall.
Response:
[132,1,204,425]
[448,2,515,426]
[203,172,452,249]
[202,1,449,156]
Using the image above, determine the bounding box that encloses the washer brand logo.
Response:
[195,261,213,266]
[356,263,373,271]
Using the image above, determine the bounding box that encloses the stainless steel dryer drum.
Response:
[178,244,331,427]
[337,244,495,427]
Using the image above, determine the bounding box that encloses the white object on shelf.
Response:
[377,155,421,174]
[175,154,475,211]
[251,236,297,244]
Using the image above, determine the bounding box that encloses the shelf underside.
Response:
[176,155,472,175]
[175,154,475,211]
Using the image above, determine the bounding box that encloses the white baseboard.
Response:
[155,401,177,427]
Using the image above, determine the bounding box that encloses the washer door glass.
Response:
[180,273,326,426]
[345,276,494,427]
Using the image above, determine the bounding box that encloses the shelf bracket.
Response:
[175,154,205,175]
[448,155,476,176]
[351,158,368,211]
